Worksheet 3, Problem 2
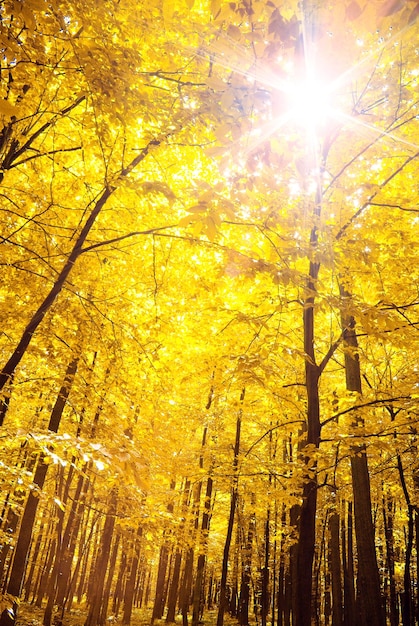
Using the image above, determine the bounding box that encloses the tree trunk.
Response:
[152,544,170,622]
[113,551,127,616]
[6,358,78,610]
[166,548,182,624]
[261,513,270,626]
[341,501,356,626]
[397,454,414,626]
[340,300,384,626]
[179,547,193,626]
[122,528,142,625]
[294,274,321,625]
[85,489,118,626]
[192,476,214,626]
[216,388,244,626]
[382,493,398,626]
[329,510,343,626]
[239,512,255,626]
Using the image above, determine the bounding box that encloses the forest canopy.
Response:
[1,1,419,626]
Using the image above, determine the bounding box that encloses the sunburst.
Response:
[202,4,419,162]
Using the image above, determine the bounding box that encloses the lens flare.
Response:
[285,77,332,131]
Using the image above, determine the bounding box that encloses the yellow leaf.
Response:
[0,100,17,119]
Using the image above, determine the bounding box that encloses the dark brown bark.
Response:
[85,490,118,626]
[179,547,194,626]
[397,454,414,626]
[166,548,182,623]
[122,528,142,625]
[151,544,170,622]
[216,388,245,626]
[6,358,78,603]
[23,510,47,602]
[239,512,255,626]
[191,389,215,626]
[329,511,343,626]
[55,471,89,608]
[192,476,213,626]
[261,513,270,626]
[294,306,320,624]
[113,551,127,616]
[100,532,121,625]
[340,304,384,626]
[43,467,68,626]
[341,501,356,626]
[382,494,398,626]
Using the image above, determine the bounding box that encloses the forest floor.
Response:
[16,605,242,626]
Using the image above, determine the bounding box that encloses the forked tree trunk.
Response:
[294,242,321,626]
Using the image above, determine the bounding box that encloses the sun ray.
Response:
[335,111,419,152]
[187,1,419,171]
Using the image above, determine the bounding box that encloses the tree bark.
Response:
[6,358,78,608]
[239,511,255,626]
[341,501,356,626]
[340,298,384,626]
[294,250,321,626]
[216,388,245,626]
[123,528,142,625]
[85,490,118,626]
[329,510,343,626]
[382,494,398,626]
[192,476,213,626]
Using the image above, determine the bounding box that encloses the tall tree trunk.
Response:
[294,236,321,626]
[113,551,127,617]
[151,544,170,622]
[192,476,213,626]
[340,298,384,626]
[23,509,47,602]
[85,489,118,626]
[382,493,398,626]
[166,548,182,624]
[261,513,270,626]
[216,387,245,626]
[239,511,255,626]
[55,471,89,609]
[341,501,356,626]
[397,454,414,626]
[329,508,343,626]
[190,383,215,626]
[5,358,78,616]
[43,465,69,626]
[100,532,120,625]
[122,527,142,626]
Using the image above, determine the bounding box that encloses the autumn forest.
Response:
[1,0,419,625]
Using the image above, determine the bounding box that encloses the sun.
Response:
[284,76,333,133]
